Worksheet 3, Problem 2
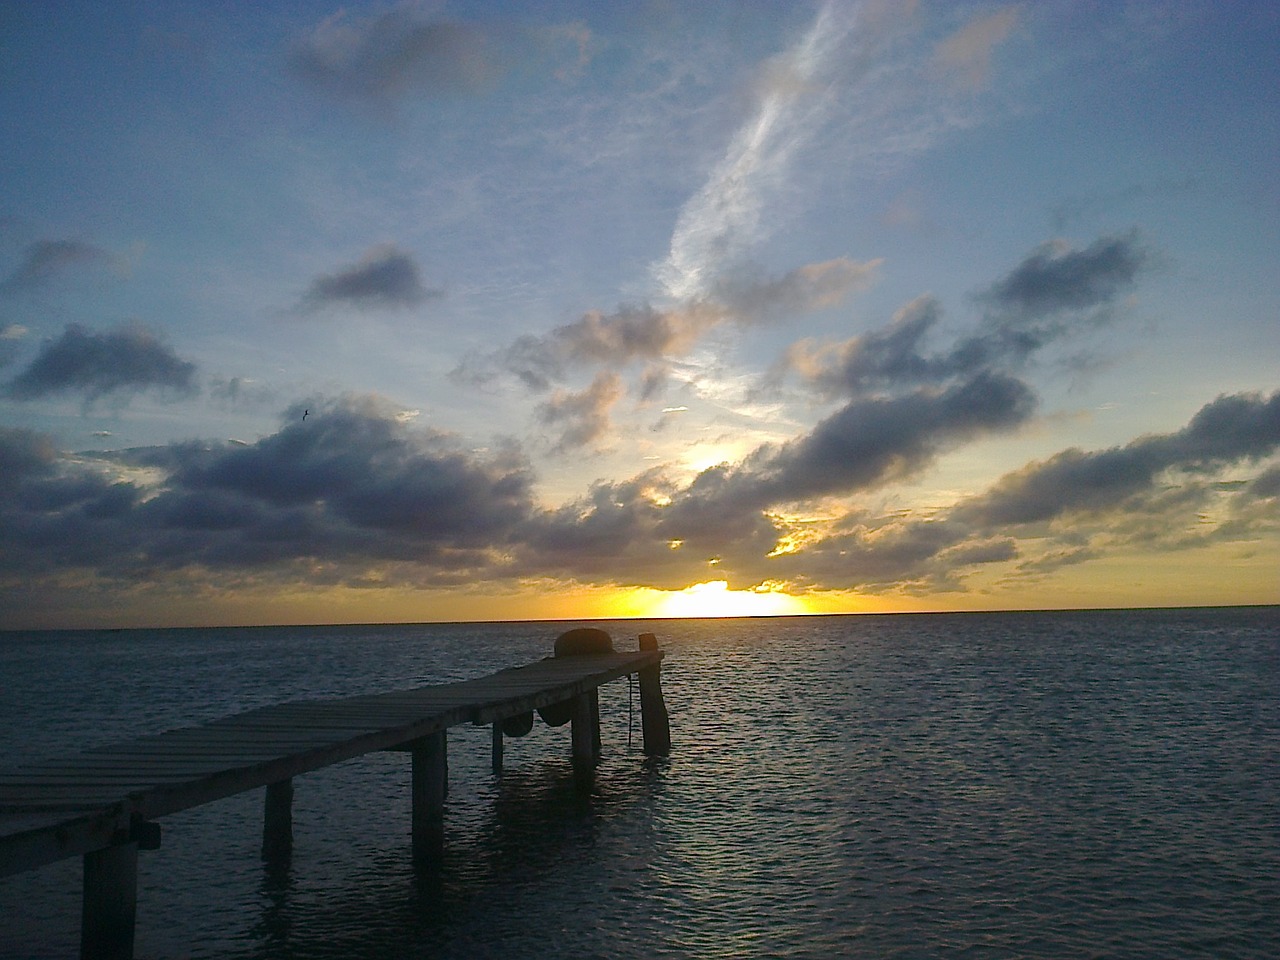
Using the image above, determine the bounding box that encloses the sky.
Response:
[0,0,1277,629]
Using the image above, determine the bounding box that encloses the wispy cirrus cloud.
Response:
[932,6,1020,91]
[657,2,859,301]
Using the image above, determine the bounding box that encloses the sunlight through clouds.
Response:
[650,580,809,618]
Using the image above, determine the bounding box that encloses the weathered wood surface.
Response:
[0,650,660,877]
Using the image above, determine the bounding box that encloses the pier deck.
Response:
[0,637,670,959]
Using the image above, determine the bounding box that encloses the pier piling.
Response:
[411,732,448,866]
[261,778,294,862]
[81,841,137,960]
[638,633,671,756]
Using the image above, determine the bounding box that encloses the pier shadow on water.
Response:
[235,752,668,960]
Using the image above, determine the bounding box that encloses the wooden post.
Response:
[638,633,671,756]
[411,731,447,866]
[262,778,293,861]
[590,688,602,759]
[491,721,503,774]
[570,692,599,773]
[81,841,138,960]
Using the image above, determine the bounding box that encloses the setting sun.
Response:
[649,580,810,618]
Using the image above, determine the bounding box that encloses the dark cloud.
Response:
[730,372,1037,508]
[4,323,197,401]
[765,388,1280,593]
[981,231,1146,318]
[0,398,535,583]
[781,295,945,397]
[172,400,532,545]
[537,372,624,452]
[2,387,1274,608]
[300,244,438,312]
[955,390,1280,528]
[0,239,119,295]
[517,372,1038,586]
[0,426,57,492]
[1249,465,1280,499]
[780,232,1148,399]
[291,11,500,103]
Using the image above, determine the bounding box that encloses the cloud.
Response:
[289,7,593,109]
[712,257,882,322]
[980,231,1146,319]
[537,371,624,452]
[955,390,1280,528]
[2,388,1276,604]
[0,396,535,583]
[299,244,439,312]
[932,7,1020,91]
[457,300,727,390]
[768,388,1280,593]
[657,3,858,300]
[463,256,879,392]
[4,323,197,401]
[689,371,1037,512]
[0,426,57,492]
[0,239,121,295]
[290,9,501,103]
[780,232,1148,398]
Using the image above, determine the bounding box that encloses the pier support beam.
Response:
[411,731,447,866]
[262,778,294,862]
[570,690,600,775]
[638,633,671,756]
[491,721,503,774]
[81,841,138,960]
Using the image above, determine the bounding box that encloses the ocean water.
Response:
[0,608,1277,959]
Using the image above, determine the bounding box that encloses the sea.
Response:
[1,607,1276,959]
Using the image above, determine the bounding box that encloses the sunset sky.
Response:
[1,1,1276,628]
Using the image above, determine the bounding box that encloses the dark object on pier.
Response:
[554,627,615,656]
[539,629,615,727]
[501,711,535,737]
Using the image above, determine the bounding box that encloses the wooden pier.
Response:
[0,632,670,960]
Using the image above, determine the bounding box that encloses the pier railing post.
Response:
[262,778,294,862]
[81,841,138,960]
[411,731,447,866]
[637,633,671,756]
